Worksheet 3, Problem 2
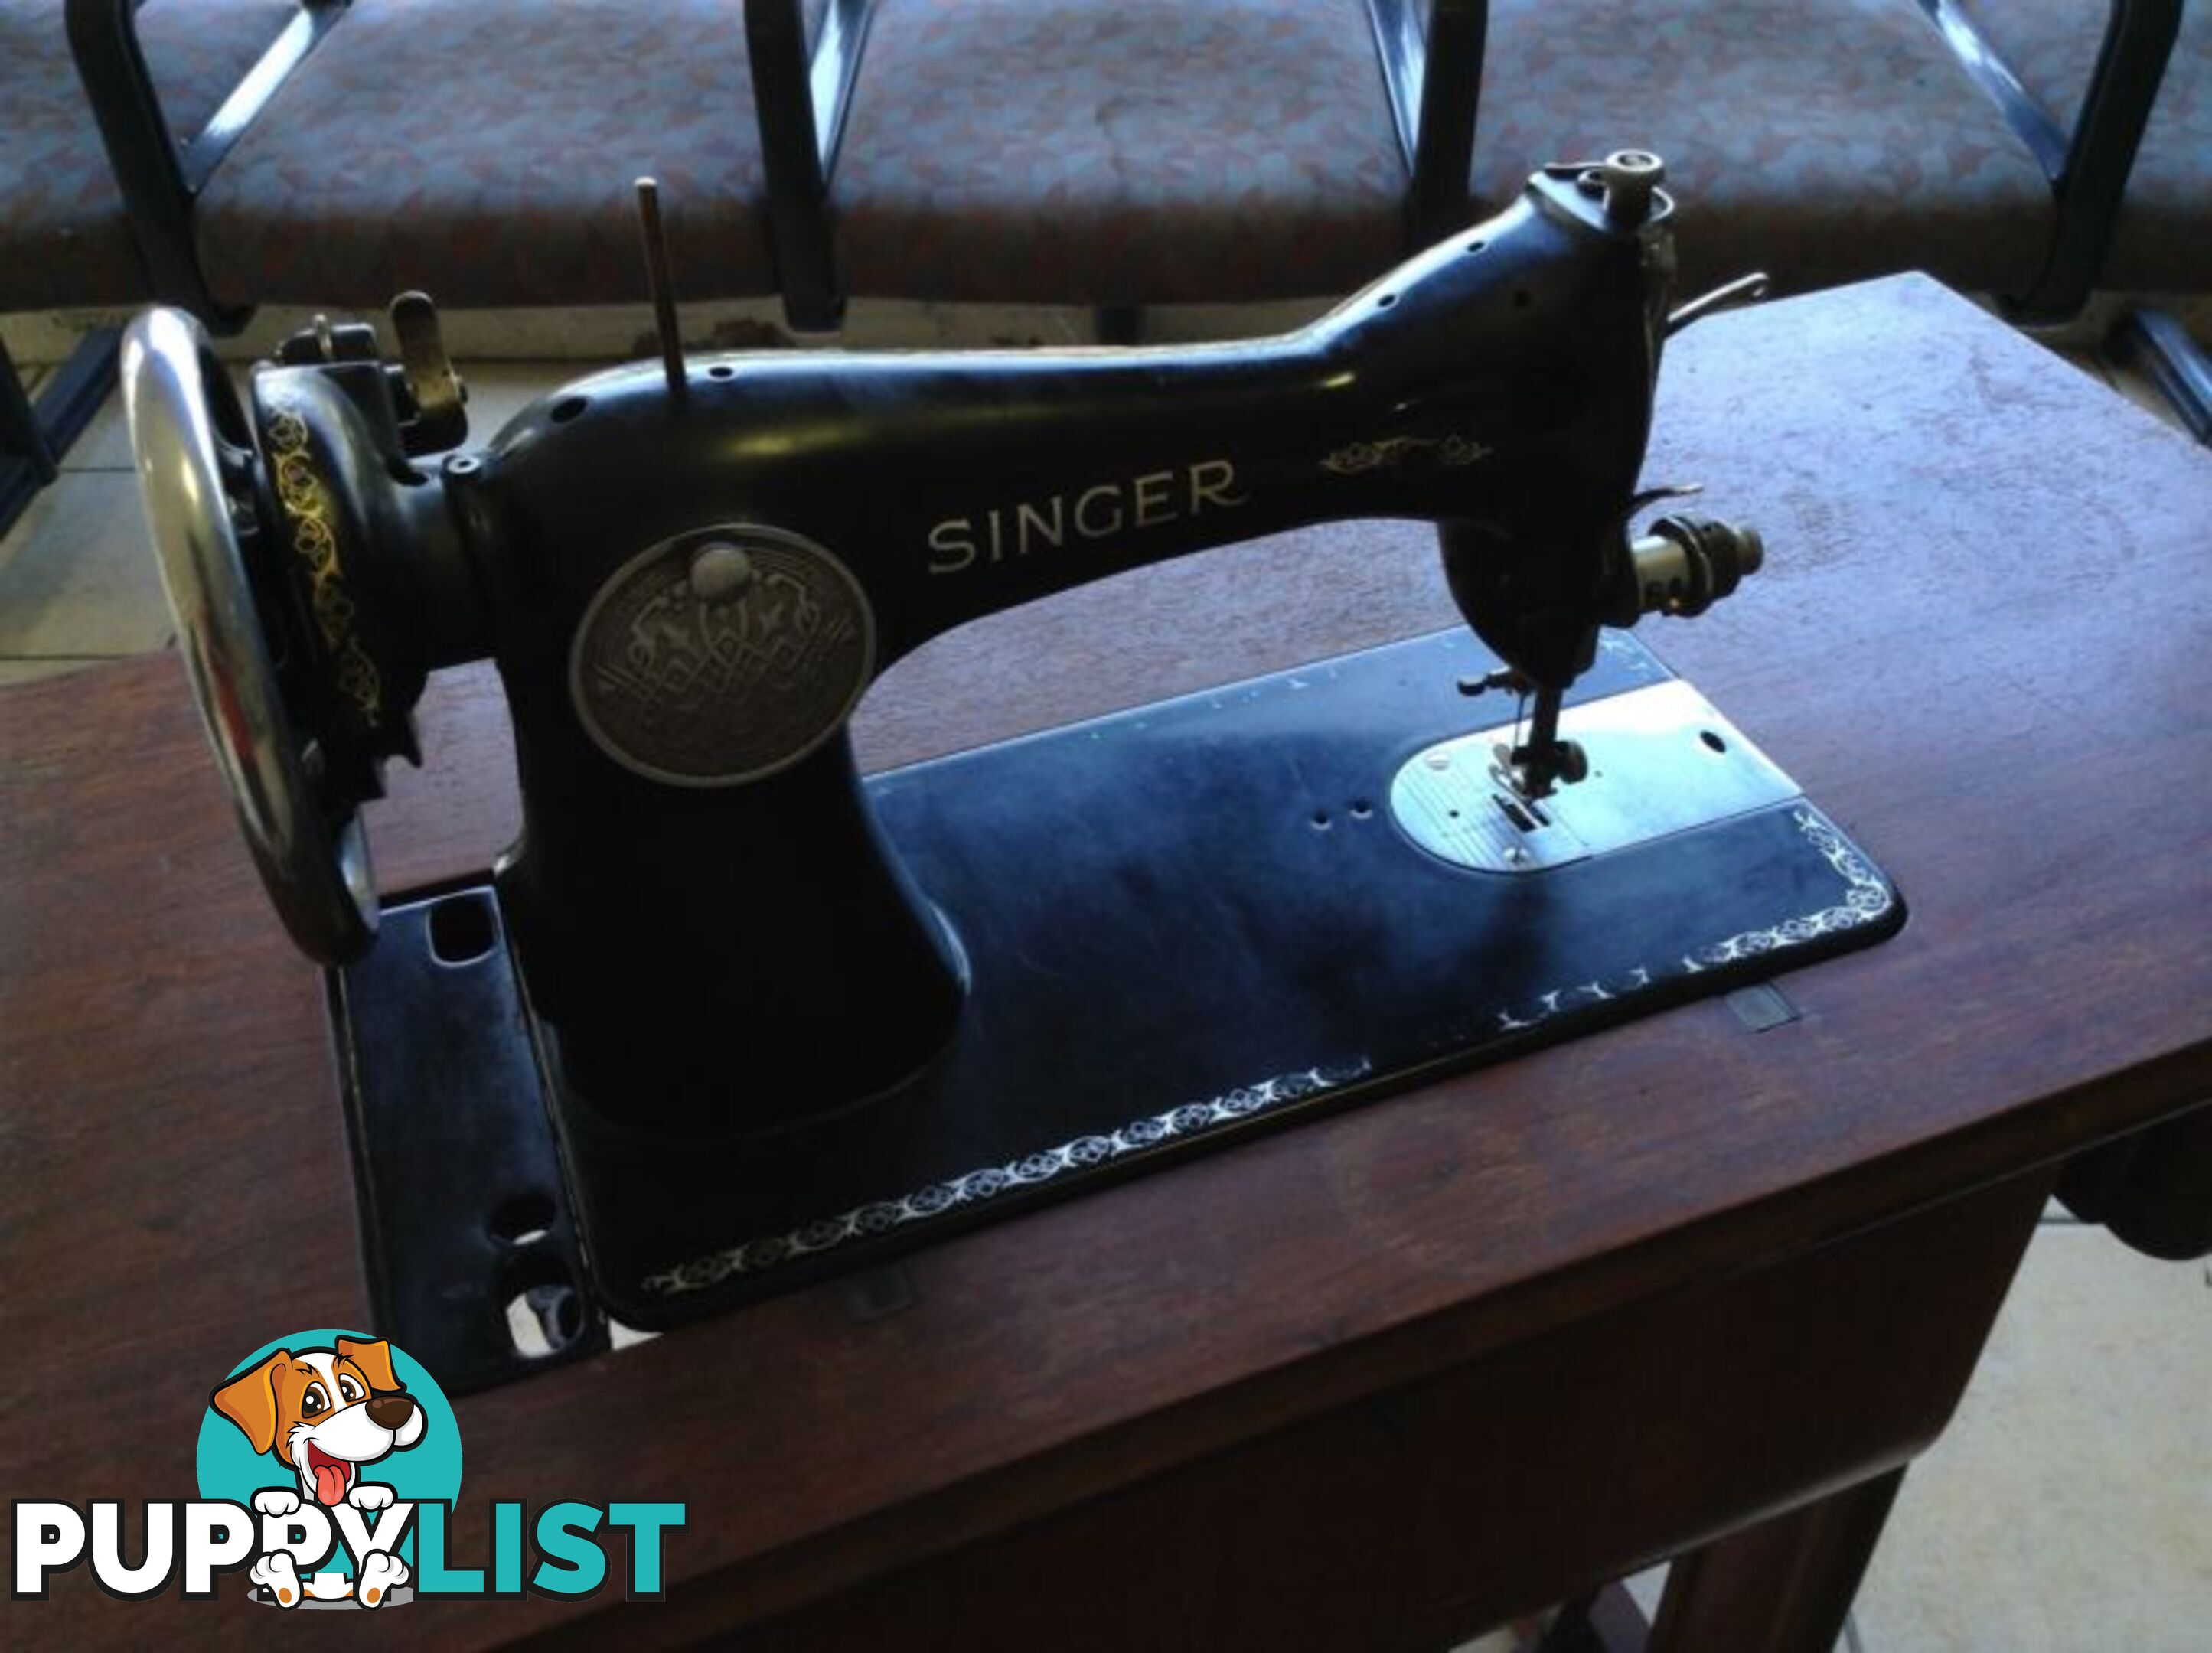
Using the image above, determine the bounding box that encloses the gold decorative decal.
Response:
[641,1060,1375,1296]
[266,405,383,730]
[1321,433,1493,475]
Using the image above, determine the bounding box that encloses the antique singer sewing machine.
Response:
[122,153,1901,1389]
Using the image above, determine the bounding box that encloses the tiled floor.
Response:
[6,334,2208,1650]
[1444,1212,2212,1653]
[1855,1215,2212,1651]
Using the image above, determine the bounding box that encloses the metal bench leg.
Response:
[1,338,60,538]
[0,331,125,540]
[2,340,58,477]
[2107,309,2212,445]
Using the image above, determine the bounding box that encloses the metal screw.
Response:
[687,541,754,603]
[1597,150,1666,226]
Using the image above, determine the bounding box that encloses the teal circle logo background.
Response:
[196,1329,461,1572]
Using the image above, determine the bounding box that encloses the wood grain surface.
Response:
[2,275,2207,1648]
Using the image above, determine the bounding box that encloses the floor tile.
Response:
[2102,352,2194,435]
[1447,1629,1522,1653]
[67,361,259,472]
[2041,341,2115,389]
[0,657,109,686]
[0,471,169,657]
[1854,1224,2212,1651]
[64,378,135,471]
[1608,1557,1864,1648]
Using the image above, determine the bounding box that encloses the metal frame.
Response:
[0,331,122,540]
[65,0,349,330]
[5,2,338,531]
[0,341,57,492]
[0,342,60,539]
[2108,308,2212,445]
[749,0,878,332]
[1368,0,1486,246]
[1920,0,2183,322]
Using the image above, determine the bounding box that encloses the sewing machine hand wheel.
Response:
[122,308,380,963]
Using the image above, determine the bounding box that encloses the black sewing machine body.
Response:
[122,156,1897,1382]
[465,163,1668,1130]
[478,163,1663,680]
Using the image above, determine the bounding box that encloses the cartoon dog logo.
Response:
[209,1335,424,1608]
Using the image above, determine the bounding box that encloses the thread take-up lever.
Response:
[387,291,468,455]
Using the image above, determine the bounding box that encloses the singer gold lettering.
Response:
[925,458,1248,575]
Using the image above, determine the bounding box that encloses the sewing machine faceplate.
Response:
[334,626,1901,1387]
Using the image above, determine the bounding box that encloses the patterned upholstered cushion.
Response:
[195,0,783,308]
[830,0,1408,305]
[1952,0,2210,291]
[1470,0,2055,298]
[1,0,297,310]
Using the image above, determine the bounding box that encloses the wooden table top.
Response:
[3,275,2208,1647]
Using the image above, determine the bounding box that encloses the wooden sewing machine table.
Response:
[4,276,2208,1649]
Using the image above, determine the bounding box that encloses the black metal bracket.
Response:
[1368,0,1486,246]
[750,0,877,333]
[66,0,349,329]
[0,341,57,491]
[2107,308,2212,445]
[331,888,609,1395]
[0,331,122,540]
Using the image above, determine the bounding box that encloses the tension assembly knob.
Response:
[1626,514,1766,618]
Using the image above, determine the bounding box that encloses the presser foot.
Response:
[1506,685,1586,800]
[330,629,1903,1381]
[1453,673,1586,800]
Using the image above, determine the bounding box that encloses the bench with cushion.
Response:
[1946,0,2204,298]
[2,0,304,530]
[1941,0,2209,439]
[760,0,1482,331]
[1465,0,2059,302]
[72,0,824,321]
